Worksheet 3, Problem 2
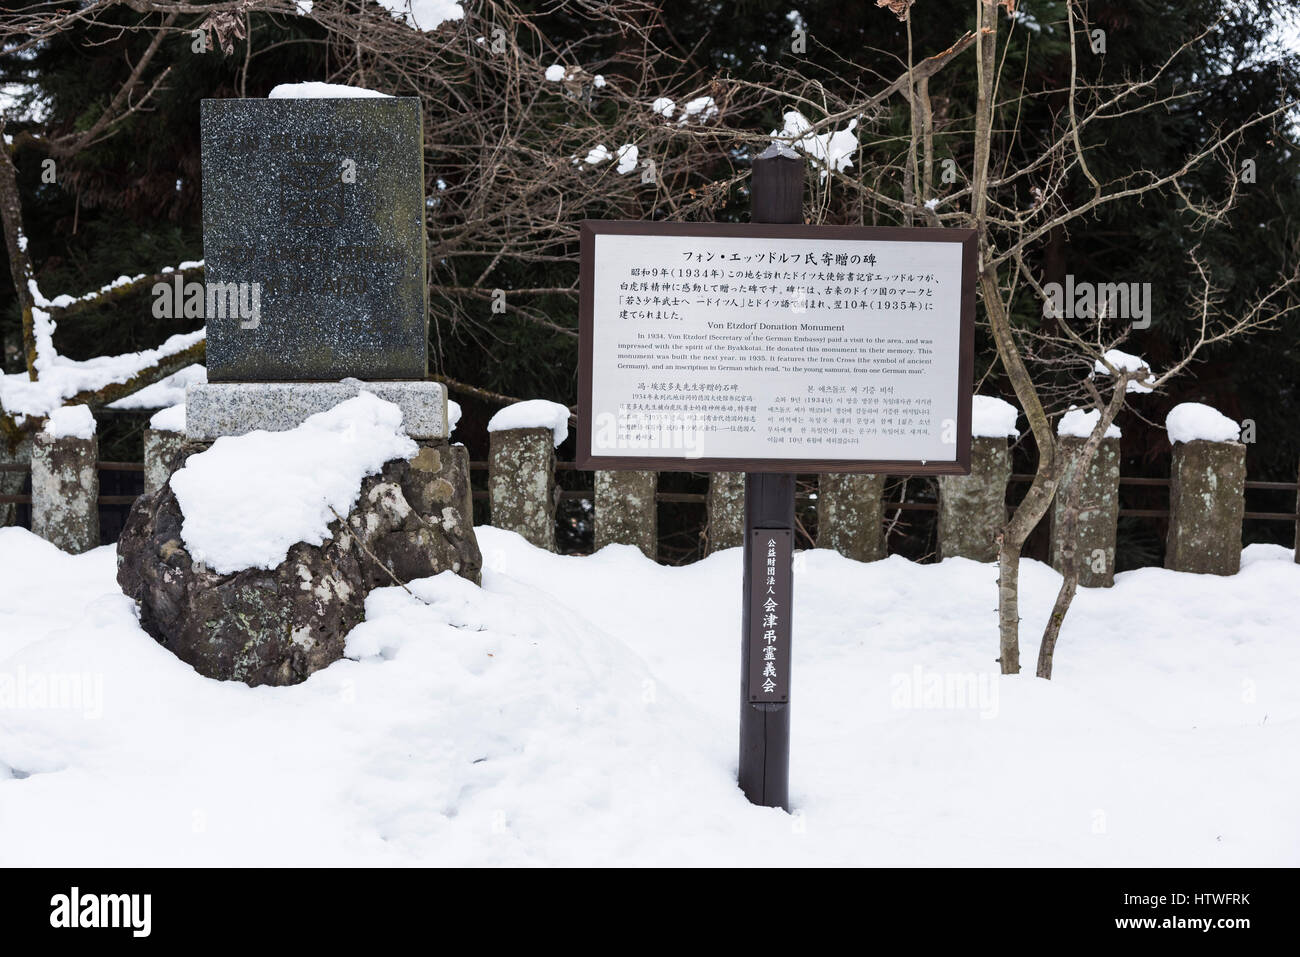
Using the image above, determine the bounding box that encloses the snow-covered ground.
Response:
[1,525,1296,866]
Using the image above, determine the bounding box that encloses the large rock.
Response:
[117,440,480,686]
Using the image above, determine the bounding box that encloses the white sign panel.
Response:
[578,222,976,473]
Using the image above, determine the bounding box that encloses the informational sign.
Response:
[748,528,792,703]
[578,221,976,473]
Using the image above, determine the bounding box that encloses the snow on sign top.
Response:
[1166,402,1240,445]
[487,400,571,447]
[170,393,417,574]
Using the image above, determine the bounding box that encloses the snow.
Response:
[376,0,464,31]
[680,96,718,123]
[1166,402,1240,445]
[1058,406,1121,439]
[651,97,676,118]
[1,526,1297,866]
[295,0,312,13]
[971,395,1019,438]
[582,144,611,165]
[168,393,418,575]
[593,75,606,89]
[42,404,95,440]
[771,110,858,179]
[615,143,639,175]
[447,399,462,435]
[544,64,566,82]
[1094,349,1155,394]
[486,399,570,447]
[149,404,185,434]
[108,364,206,411]
[268,82,390,99]
[0,329,206,420]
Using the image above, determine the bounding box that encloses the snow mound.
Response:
[268,82,390,99]
[487,400,570,447]
[1058,406,1121,439]
[149,404,185,434]
[1166,402,1240,444]
[971,395,1018,438]
[1094,349,1155,394]
[43,405,95,440]
[169,393,418,574]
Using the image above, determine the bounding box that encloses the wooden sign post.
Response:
[738,144,802,810]
[576,155,977,814]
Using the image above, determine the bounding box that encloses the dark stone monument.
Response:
[199,96,427,381]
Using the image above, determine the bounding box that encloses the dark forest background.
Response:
[2,0,1297,561]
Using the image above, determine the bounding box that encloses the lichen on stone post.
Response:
[488,426,557,551]
[1050,435,1121,587]
[705,471,745,553]
[817,472,884,562]
[32,427,99,553]
[937,435,1011,562]
[1166,439,1246,575]
[594,469,657,560]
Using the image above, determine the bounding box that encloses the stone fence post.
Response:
[1050,431,1121,588]
[488,426,557,551]
[1164,403,1245,575]
[594,470,657,559]
[0,437,31,528]
[817,473,884,562]
[144,408,188,495]
[705,471,745,553]
[935,398,1019,562]
[31,407,99,553]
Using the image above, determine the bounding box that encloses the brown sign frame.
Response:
[577,220,977,475]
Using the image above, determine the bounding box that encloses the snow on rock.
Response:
[1166,402,1240,445]
[971,395,1019,438]
[487,399,570,447]
[544,64,566,82]
[447,399,462,435]
[1058,405,1121,439]
[42,404,95,440]
[268,82,390,99]
[0,329,206,420]
[1094,349,1156,394]
[149,404,186,434]
[168,393,417,575]
[1,524,1298,865]
[108,363,206,411]
[615,143,639,175]
[770,110,858,179]
[651,96,676,118]
[375,0,464,32]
